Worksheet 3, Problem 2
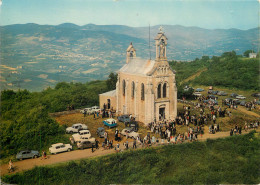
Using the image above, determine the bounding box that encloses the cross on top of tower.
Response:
[159,26,164,33]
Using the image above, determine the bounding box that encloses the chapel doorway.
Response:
[159,107,165,121]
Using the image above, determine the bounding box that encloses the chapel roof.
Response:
[119,57,155,76]
[126,42,136,52]
[99,89,116,97]
[154,32,168,40]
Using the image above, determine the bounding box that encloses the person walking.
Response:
[91,143,94,153]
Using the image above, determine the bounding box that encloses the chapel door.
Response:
[159,107,165,121]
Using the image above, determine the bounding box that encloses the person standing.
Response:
[8,159,13,172]
[133,139,137,149]
[95,140,99,149]
[91,143,94,153]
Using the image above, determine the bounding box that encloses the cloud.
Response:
[0,0,2,6]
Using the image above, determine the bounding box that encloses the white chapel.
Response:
[99,28,177,125]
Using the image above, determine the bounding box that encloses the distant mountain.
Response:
[0,23,258,91]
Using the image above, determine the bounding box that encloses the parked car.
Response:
[96,127,105,138]
[66,123,88,134]
[195,88,204,92]
[236,95,246,99]
[77,140,94,150]
[80,108,91,114]
[203,99,218,105]
[121,127,139,139]
[230,93,238,98]
[193,92,202,97]
[125,120,139,131]
[49,143,72,154]
[251,93,260,98]
[255,101,260,105]
[76,136,95,144]
[72,130,91,142]
[103,118,117,128]
[118,114,131,123]
[233,99,241,105]
[217,91,227,96]
[212,91,219,95]
[184,85,193,91]
[240,101,246,106]
[90,106,100,114]
[16,150,40,160]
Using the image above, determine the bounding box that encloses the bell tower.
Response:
[154,26,168,61]
[126,42,136,63]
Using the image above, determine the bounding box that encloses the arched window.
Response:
[131,81,135,98]
[141,83,145,100]
[157,84,161,98]
[163,83,167,98]
[122,80,126,96]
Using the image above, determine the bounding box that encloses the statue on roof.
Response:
[159,39,165,58]
[159,26,164,33]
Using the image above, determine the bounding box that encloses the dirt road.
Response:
[1,128,258,176]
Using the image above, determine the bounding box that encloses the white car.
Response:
[193,92,202,97]
[76,136,96,144]
[121,127,139,139]
[90,106,100,114]
[49,143,72,154]
[80,108,91,114]
[72,130,91,143]
[236,95,246,99]
[66,123,88,134]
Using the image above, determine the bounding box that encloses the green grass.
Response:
[2,131,260,185]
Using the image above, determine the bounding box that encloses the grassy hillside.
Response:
[170,52,259,91]
[2,131,260,184]
[0,80,108,159]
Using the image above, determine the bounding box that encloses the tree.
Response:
[221,51,237,59]
[243,50,255,57]
[106,72,118,91]
[201,56,210,61]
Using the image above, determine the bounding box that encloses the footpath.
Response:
[1,128,259,176]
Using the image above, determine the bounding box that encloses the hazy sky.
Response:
[0,0,258,29]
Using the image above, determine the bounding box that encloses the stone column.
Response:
[125,79,129,114]
[134,81,138,120]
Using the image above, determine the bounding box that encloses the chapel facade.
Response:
[99,29,177,125]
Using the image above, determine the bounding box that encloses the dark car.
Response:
[240,101,246,106]
[118,114,131,123]
[231,93,238,98]
[203,99,218,105]
[125,121,139,131]
[217,91,228,96]
[232,99,241,105]
[195,88,204,92]
[16,150,40,160]
[77,141,93,150]
[96,127,105,138]
[212,90,219,95]
[251,93,260,98]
